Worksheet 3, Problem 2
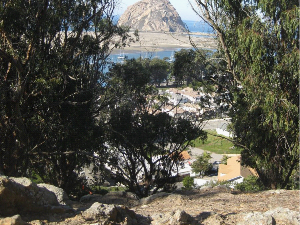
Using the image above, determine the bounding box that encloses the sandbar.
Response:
[112,31,217,54]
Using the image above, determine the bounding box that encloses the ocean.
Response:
[183,20,215,33]
[106,19,215,66]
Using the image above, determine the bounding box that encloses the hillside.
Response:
[0,176,299,224]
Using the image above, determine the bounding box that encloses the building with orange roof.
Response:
[218,155,258,183]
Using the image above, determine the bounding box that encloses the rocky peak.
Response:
[118,0,187,32]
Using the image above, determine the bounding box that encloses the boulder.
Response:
[82,202,138,224]
[0,176,58,216]
[236,207,300,225]
[0,176,72,217]
[237,212,274,225]
[37,183,70,205]
[151,210,195,225]
[264,207,300,225]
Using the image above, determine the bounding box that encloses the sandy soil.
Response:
[112,31,217,54]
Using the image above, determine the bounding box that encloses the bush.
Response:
[192,152,213,177]
[182,176,194,189]
[235,176,265,192]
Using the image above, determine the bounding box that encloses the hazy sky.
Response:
[115,0,200,21]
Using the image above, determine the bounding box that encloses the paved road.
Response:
[189,147,223,163]
[202,118,231,130]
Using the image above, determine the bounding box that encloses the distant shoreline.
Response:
[111,31,217,54]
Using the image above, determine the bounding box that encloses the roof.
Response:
[218,155,258,181]
[180,151,191,160]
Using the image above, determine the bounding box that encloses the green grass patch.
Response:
[191,130,241,154]
[91,186,128,195]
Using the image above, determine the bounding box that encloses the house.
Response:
[218,155,258,184]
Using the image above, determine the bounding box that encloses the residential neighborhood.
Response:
[157,86,221,120]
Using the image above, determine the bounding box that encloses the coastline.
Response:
[111,31,217,54]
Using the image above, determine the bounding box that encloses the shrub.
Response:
[192,152,213,177]
[183,176,194,189]
[235,176,265,192]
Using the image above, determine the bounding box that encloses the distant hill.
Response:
[117,0,187,32]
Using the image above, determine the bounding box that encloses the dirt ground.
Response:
[131,188,300,224]
[21,188,299,224]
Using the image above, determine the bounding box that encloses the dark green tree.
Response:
[0,0,129,193]
[172,49,210,86]
[149,58,170,87]
[192,151,213,178]
[101,59,206,197]
[191,0,299,189]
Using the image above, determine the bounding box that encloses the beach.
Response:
[112,31,217,54]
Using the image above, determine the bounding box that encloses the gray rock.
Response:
[37,183,70,205]
[171,210,195,225]
[151,210,195,225]
[264,207,300,225]
[237,212,274,225]
[118,0,187,32]
[235,207,300,225]
[82,203,138,224]
[0,176,73,217]
[0,176,58,216]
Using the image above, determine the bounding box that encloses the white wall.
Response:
[216,128,232,138]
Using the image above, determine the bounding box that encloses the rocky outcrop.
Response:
[118,0,187,32]
[152,210,196,225]
[0,176,73,217]
[81,203,140,224]
[37,183,70,205]
[203,207,300,225]
[1,176,299,225]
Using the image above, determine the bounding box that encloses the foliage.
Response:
[202,179,231,188]
[90,186,128,195]
[0,0,130,194]
[173,49,206,85]
[147,58,171,87]
[191,0,299,189]
[182,176,194,189]
[235,176,265,193]
[172,48,230,116]
[101,59,207,197]
[192,151,213,177]
[221,155,230,165]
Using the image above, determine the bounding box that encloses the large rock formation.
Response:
[118,0,187,32]
[0,176,72,217]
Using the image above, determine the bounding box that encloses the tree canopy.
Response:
[0,0,129,193]
[101,59,206,197]
[191,0,299,189]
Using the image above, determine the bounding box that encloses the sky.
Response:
[115,0,200,21]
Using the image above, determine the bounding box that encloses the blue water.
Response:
[104,19,216,71]
[183,20,215,34]
[109,49,179,63]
